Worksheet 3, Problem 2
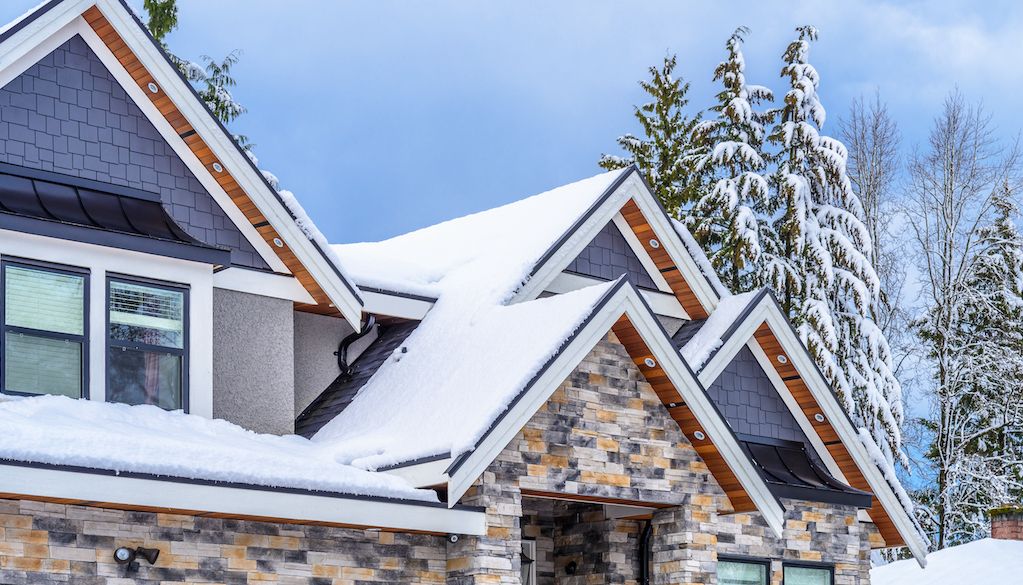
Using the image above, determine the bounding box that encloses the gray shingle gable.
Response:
[564,220,658,289]
[0,34,267,269]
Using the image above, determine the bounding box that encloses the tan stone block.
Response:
[5,528,47,544]
[580,470,630,487]
[312,564,341,578]
[341,566,376,579]
[488,526,510,538]
[377,531,395,545]
[269,535,301,550]
[222,545,247,560]
[597,437,620,452]
[0,514,31,529]
[235,533,270,547]
[22,543,49,558]
[50,546,96,562]
[0,541,24,556]
[446,555,471,571]
[228,557,259,571]
[527,464,547,477]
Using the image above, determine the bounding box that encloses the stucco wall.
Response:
[212,288,294,435]
[293,311,355,417]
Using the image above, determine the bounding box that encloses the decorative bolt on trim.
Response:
[777,354,788,364]
[211,162,223,173]
[813,413,826,423]
[649,238,660,249]
[693,430,706,441]
[147,82,159,94]
[272,237,284,248]
[643,357,657,368]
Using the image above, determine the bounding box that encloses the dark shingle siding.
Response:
[671,318,706,349]
[708,345,807,443]
[295,321,419,438]
[564,221,657,289]
[0,35,267,269]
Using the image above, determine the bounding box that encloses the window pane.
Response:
[719,561,767,585]
[4,332,82,397]
[4,265,84,335]
[784,566,831,585]
[107,347,181,409]
[109,281,184,348]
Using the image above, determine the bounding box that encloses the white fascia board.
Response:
[0,463,485,535]
[382,457,452,488]
[546,272,688,320]
[696,296,774,387]
[610,212,674,294]
[90,0,363,329]
[359,288,434,321]
[0,0,91,76]
[511,173,639,303]
[446,284,785,537]
[627,191,720,314]
[213,267,315,303]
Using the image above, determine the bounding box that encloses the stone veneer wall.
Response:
[0,498,447,584]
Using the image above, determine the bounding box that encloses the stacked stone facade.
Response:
[0,332,878,584]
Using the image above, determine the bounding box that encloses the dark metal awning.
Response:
[739,435,873,508]
[0,163,230,265]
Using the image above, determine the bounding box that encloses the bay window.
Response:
[1,260,87,398]
[106,276,188,410]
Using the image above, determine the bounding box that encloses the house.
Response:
[0,1,926,584]
[872,508,1023,584]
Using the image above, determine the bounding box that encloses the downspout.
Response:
[334,315,376,376]
[639,519,652,585]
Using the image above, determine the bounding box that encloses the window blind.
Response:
[108,280,183,349]
[4,265,84,335]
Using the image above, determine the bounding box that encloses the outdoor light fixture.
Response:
[273,237,284,248]
[113,546,160,572]
[644,357,657,368]
[693,430,706,441]
[147,82,158,94]
[668,402,678,408]
[212,162,223,173]
[814,413,826,423]
[777,354,788,364]
[648,238,660,249]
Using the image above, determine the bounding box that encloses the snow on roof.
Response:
[0,394,435,502]
[680,290,760,370]
[332,169,627,300]
[0,0,50,38]
[312,279,618,470]
[872,538,1019,584]
[672,218,731,298]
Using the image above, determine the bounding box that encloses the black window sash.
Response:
[105,274,189,412]
[0,257,90,398]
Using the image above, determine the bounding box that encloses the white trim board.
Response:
[213,267,314,303]
[610,212,673,294]
[445,282,785,538]
[359,288,433,321]
[545,271,688,320]
[694,291,928,566]
[0,463,485,535]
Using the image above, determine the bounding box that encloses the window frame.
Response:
[782,561,835,585]
[105,272,189,412]
[520,539,537,585]
[0,256,90,398]
[717,555,771,585]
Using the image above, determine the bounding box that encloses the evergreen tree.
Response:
[689,27,776,292]
[142,0,249,147]
[769,26,904,467]
[599,55,705,217]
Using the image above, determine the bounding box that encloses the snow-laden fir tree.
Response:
[143,0,249,147]
[769,26,904,467]
[918,183,1023,545]
[600,55,706,217]
[688,27,777,292]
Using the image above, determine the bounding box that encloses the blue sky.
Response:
[3,0,1022,245]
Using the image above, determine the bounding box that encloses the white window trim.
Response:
[1,229,214,417]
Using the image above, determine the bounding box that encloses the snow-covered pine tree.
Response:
[769,26,904,467]
[600,55,706,217]
[143,0,249,147]
[921,183,1023,544]
[688,27,776,292]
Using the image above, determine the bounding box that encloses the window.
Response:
[783,563,833,585]
[520,540,537,585]
[718,559,769,585]
[106,276,187,410]
[1,260,87,398]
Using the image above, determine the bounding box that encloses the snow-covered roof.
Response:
[332,169,628,300]
[313,280,617,469]
[872,538,1019,584]
[0,394,434,502]
[680,290,760,371]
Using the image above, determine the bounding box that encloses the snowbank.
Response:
[872,538,1021,584]
[0,395,435,501]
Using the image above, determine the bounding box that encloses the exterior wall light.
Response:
[814,413,826,423]
[648,239,660,249]
[212,162,223,173]
[147,82,159,94]
[272,237,284,248]
[113,546,160,572]
[777,354,788,364]
[643,357,656,368]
